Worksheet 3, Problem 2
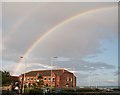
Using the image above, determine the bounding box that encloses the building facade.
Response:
[19,69,76,88]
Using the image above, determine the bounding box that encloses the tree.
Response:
[38,74,43,79]
[1,70,11,86]
[37,74,44,88]
[0,71,2,87]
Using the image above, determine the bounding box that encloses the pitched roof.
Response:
[25,71,38,76]
[10,76,19,82]
[22,69,70,77]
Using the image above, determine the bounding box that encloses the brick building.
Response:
[10,76,19,83]
[19,69,76,88]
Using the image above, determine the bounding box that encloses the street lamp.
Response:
[20,56,26,93]
[88,67,94,88]
[99,67,105,86]
[88,71,91,88]
[50,56,58,88]
[95,75,98,88]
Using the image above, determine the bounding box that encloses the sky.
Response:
[1,2,118,86]
[1,0,119,2]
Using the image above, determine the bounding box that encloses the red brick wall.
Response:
[59,72,76,88]
[19,70,76,88]
[19,73,56,87]
[43,76,55,87]
[25,76,37,84]
[55,76,60,87]
[73,75,76,87]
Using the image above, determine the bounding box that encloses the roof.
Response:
[10,76,19,82]
[21,69,71,77]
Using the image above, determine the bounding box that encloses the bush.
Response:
[63,88,75,92]
[29,88,43,94]
[113,88,120,91]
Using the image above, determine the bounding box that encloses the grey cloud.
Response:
[2,3,118,85]
[114,70,120,76]
[2,3,117,63]
[23,57,115,73]
[55,60,115,72]
[30,8,117,59]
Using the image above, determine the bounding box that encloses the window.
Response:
[66,83,69,87]
[45,84,48,87]
[44,78,47,80]
[53,78,55,82]
[69,78,72,82]
[48,78,51,81]
[66,77,69,81]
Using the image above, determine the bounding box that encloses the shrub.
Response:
[29,88,43,94]
[63,88,75,92]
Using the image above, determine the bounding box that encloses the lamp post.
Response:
[100,67,105,87]
[20,56,26,93]
[50,56,58,88]
[88,71,91,88]
[88,67,94,88]
[95,75,98,88]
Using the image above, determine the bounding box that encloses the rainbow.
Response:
[13,5,116,75]
[4,4,47,42]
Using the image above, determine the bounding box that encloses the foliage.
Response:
[29,88,43,94]
[64,88,76,92]
[38,74,43,79]
[113,88,120,91]
[1,70,11,86]
[0,71,2,86]
[37,80,44,88]
[31,83,37,88]
[37,74,44,88]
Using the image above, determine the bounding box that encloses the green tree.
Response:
[38,74,43,79]
[0,71,2,87]
[37,74,44,88]
[1,70,11,86]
